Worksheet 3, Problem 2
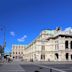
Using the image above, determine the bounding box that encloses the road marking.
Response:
[33,64,66,72]
[8,70,25,72]
[0,70,25,72]
[63,69,72,70]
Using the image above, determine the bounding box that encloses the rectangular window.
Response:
[42,46,45,51]
[16,52,17,54]
[55,44,59,50]
[13,52,14,54]
[41,54,45,60]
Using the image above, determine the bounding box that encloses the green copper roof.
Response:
[43,30,55,35]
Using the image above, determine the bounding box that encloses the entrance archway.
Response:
[66,53,69,60]
[55,53,59,60]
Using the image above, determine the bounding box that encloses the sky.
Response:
[0,0,72,53]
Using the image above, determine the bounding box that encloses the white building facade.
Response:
[12,45,25,60]
[12,28,72,61]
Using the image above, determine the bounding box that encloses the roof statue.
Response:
[56,27,61,31]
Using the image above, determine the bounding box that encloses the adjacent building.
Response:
[12,45,25,60]
[12,27,72,61]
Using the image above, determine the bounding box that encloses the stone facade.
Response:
[12,45,25,60]
[12,28,72,61]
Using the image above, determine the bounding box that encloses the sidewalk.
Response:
[28,61,72,65]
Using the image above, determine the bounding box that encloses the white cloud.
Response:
[10,31,15,37]
[64,27,72,32]
[17,35,27,42]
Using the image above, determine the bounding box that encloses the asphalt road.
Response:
[20,64,59,72]
[0,61,72,72]
[0,64,25,72]
[41,64,72,72]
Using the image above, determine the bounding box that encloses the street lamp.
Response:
[0,25,6,60]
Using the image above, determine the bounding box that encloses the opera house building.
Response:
[12,27,72,61]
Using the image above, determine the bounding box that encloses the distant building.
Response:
[12,27,72,61]
[12,45,25,60]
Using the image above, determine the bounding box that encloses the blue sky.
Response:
[0,0,72,52]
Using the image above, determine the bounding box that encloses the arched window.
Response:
[71,54,72,60]
[66,53,69,60]
[70,41,72,49]
[65,41,68,49]
[55,53,59,59]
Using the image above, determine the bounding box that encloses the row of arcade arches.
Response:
[55,53,72,60]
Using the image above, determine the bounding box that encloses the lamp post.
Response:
[0,25,6,60]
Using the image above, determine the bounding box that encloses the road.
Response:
[40,64,72,72]
[0,64,25,72]
[0,61,72,72]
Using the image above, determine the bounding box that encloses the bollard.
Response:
[50,68,52,72]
